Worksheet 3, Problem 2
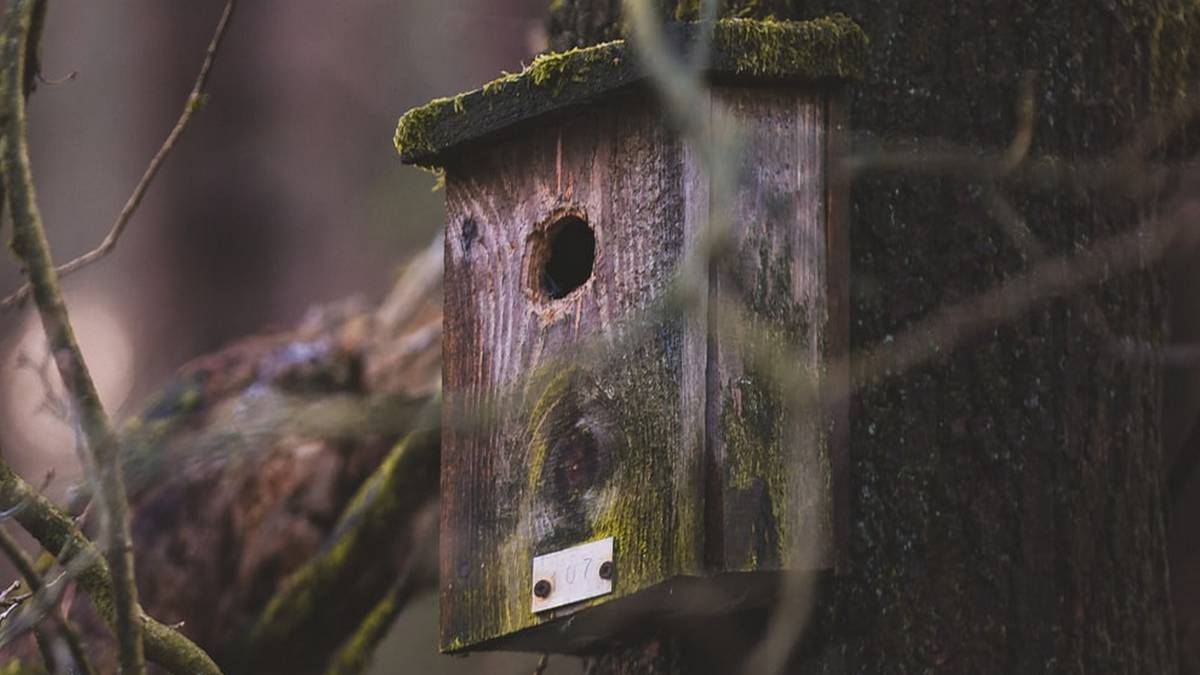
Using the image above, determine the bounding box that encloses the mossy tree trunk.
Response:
[550,1,1199,673]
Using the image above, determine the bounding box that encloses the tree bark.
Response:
[549,1,1198,673]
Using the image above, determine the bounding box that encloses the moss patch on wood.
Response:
[452,322,703,650]
[394,15,866,166]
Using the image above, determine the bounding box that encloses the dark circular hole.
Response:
[542,216,595,300]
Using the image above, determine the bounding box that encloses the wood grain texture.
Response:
[703,86,838,573]
[440,84,845,653]
[441,91,705,652]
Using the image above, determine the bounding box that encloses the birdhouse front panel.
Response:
[395,15,866,654]
[440,91,708,652]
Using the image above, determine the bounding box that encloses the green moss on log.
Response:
[240,425,439,668]
[394,16,866,167]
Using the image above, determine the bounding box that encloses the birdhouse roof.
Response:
[394,15,867,168]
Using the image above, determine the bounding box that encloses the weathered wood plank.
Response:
[440,91,706,652]
[702,86,838,573]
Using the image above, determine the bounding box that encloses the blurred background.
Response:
[0,1,578,672]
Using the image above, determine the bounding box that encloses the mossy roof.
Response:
[394,15,867,167]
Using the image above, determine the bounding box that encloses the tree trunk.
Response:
[550,1,1198,673]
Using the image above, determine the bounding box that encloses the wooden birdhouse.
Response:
[394,15,866,654]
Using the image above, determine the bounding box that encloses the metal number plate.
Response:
[530,537,613,613]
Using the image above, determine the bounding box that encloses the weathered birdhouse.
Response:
[394,15,866,654]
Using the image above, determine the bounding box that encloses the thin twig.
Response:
[0,0,44,272]
[1113,339,1200,367]
[0,456,223,674]
[33,624,59,675]
[0,0,238,311]
[623,0,744,294]
[0,1,145,671]
[834,192,1195,406]
[701,179,1194,675]
[0,524,97,675]
[0,562,86,649]
[16,349,70,421]
[840,70,1038,179]
[35,69,76,86]
[0,595,27,623]
[0,580,20,604]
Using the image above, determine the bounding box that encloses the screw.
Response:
[598,561,613,580]
[533,579,553,599]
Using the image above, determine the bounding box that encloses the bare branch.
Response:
[0,456,223,675]
[677,186,1194,469]
[1,0,238,311]
[840,70,1038,179]
[1113,339,1200,368]
[0,0,144,670]
[0,0,44,277]
[0,524,97,675]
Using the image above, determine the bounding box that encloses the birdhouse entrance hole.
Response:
[539,214,595,300]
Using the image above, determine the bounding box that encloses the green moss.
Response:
[244,428,439,661]
[523,365,581,494]
[394,16,866,166]
[447,317,703,650]
[395,38,626,166]
[675,0,805,22]
[392,95,462,169]
[1144,3,1200,106]
[715,14,867,80]
[720,371,791,569]
[712,213,827,570]
[324,581,408,675]
[589,326,703,579]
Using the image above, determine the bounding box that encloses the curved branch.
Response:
[0,459,223,675]
[0,524,97,675]
[1,0,238,311]
[1,1,145,670]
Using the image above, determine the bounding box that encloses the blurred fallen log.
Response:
[3,237,443,674]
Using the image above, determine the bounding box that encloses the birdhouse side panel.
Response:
[440,93,706,652]
[704,87,842,573]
